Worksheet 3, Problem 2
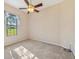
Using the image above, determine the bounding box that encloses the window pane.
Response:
[4,11,18,36]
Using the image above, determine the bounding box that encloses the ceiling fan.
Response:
[19,0,43,14]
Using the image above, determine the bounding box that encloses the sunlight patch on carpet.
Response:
[11,46,39,59]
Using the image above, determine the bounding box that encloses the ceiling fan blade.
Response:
[24,0,29,5]
[34,9,39,12]
[27,11,30,14]
[19,8,27,9]
[34,3,42,8]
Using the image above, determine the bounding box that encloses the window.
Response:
[5,11,19,36]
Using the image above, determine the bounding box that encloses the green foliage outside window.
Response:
[5,11,19,36]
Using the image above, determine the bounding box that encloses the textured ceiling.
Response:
[5,0,63,11]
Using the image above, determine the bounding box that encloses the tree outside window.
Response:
[5,11,19,36]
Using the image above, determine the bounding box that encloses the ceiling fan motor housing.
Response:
[27,4,35,12]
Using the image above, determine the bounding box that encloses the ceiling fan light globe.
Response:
[27,8,34,12]
[27,4,34,12]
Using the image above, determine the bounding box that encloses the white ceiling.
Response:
[5,0,63,11]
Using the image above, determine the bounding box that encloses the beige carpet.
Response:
[4,39,74,59]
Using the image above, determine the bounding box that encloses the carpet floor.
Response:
[4,39,74,59]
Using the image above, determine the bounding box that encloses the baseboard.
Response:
[4,39,29,48]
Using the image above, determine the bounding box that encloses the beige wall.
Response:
[4,3,29,46]
[28,4,61,46]
[60,0,75,54]
[28,0,74,54]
